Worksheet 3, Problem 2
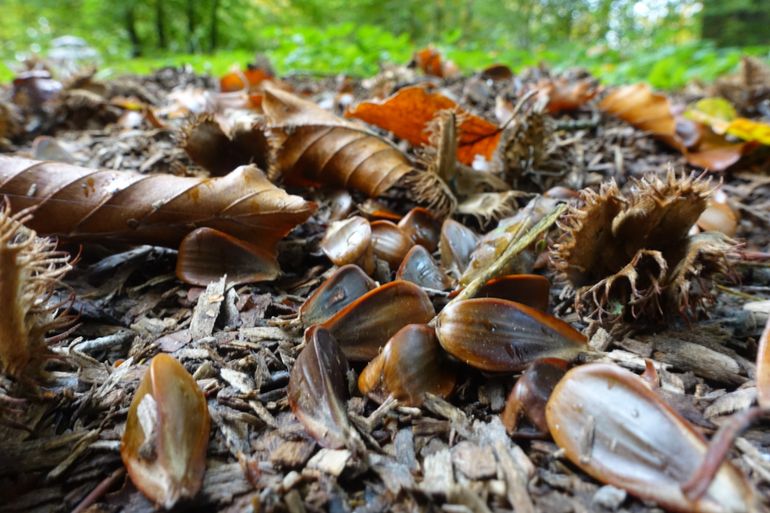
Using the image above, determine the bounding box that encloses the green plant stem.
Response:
[449,203,566,306]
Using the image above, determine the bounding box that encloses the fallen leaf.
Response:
[685,97,770,145]
[0,156,315,283]
[263,85,414,196]
[724,118,770,145]
[121,354,210,509]
[546,363,754,513]
[219,66,273,93]
[288,326,354,449]
[599,84,754,171]
[537,78,597,114]
[346,86,502,165]
[412,47,458,78]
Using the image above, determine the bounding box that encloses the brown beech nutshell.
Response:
[288,326,353,449]
[757,316,770,409]
[176,227,279,286]
[397,207,441,252]
[299,264,377,326]
[435,298,586,372]
[546,363,754,513]
[370,220,413,268]
[320,280,435,361]
[477,274,550,312]
[358,324,456,406]
[501,358,569,434]
[120,354,210,510]
[396,245,452,291]
[320,216,372,266]
[440,218,479,280]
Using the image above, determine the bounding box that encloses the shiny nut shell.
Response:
[435,298,585,372]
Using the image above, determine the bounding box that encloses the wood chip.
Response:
[420,448,455,495]
[451,441,497,480]
[704,387,757,418]
[270,440,316,469]
[306,448,351,476]
[189,275,226,339]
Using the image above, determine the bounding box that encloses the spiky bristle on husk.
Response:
[0,203,73,379]
[551,170,735,325]
[399,169,457,219]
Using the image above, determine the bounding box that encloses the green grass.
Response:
[2,23,768,91]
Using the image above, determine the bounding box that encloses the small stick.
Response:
[681,406,766,501]
[70,467,125,513]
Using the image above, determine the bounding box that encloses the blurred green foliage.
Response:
[0,0,768,89]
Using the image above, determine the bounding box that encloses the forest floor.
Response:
[0,55,769,513]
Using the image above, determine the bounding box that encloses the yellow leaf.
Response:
[684,97,737,134]
[725,118,770,145]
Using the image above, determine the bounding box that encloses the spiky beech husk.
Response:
[180,113,270,175]
[399,169,457,219]
[551,171,736,325]
[0,204,73,379]
[493,102,575,192]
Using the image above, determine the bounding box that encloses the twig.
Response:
[70,467,125,513]
[715,284,765,302]
[681,406,766,502]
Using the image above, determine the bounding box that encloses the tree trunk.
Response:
[702,0,770,46]
[209,0,220,52]
[187,0,196,53]
[155,0,167,50]
[125,5,142,57]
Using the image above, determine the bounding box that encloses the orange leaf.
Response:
[219,67,272,92]
[346,86,501,165]
[412,47,458,78]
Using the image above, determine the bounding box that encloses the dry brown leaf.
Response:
[264,85,454,216]
[263,85,414,197]
[0,156,315,282]
[537,78,597,114]
[346,85,502,166]
[599,84,753,171]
